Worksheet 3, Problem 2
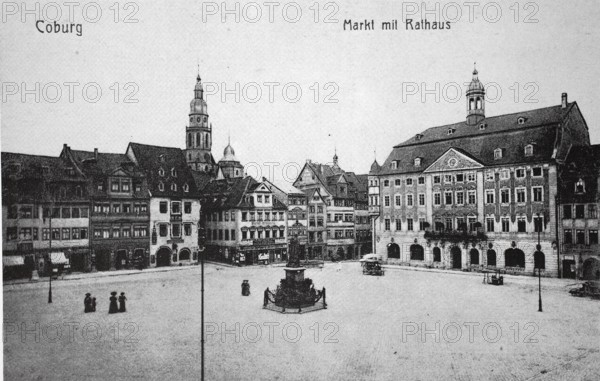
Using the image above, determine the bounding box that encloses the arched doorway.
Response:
[534,251,545,269]
[451,246,462,269]
[582,258,600,280]
[505,248,525,268]
[179,248,191,261]
[156,247,172,267]
[487,249,497,267]
[470,249,479,265]
[410,244,424,261]
[433,247,441,262]
[387,243,400,259]
[115,250,128,270]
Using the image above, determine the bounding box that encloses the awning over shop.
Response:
[49,252,68,265]
[2,256,25,267]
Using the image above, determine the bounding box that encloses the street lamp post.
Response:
[198,225,207,381]
[48,211,53,304]
[536,213,542,312]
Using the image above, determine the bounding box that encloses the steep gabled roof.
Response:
[127,143,200,198]
[380,103,581,176]
[200,176,287,211]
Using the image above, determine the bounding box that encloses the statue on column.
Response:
[287,235,301,268]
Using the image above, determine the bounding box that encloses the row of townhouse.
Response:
[2,143,202,278]
[370,69,597,278]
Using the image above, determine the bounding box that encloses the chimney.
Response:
[306,159,311,164]
[94,148,98,160]
[561,93,568,108]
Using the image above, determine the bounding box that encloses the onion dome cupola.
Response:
[190,74,208,123]
[466,66,485,125]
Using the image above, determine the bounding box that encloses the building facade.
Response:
[201,177,288,265]
[60,146,151,271]
[558,145,600,279]
[371,70,591,277]
[127,143,202,267]
[2,153,91,276]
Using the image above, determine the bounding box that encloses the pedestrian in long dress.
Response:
[84,293,92,313]
[109,291,119,314]
[118,292,127,313]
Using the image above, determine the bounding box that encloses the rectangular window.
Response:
[468,190,476,205]
[43,228,50,240]
[418,194,425,206]
[444,174,453,183]
[515,168,525,178]
[111,181,120,192]
[224,229,229,240]
[242,212,247,221]
[500,170,510,180]
[564,229,572,244]
[575,205,585,219]
[171,202,181,214]
[456,173,464,183]
[532,167,542,177]
[80,228,88,239]
[132,227,145,237]
[486,218,495,232]
[384,196,390,207]
[19,206,33,219]
[433,176,441,184]
[112,204,121,214]
[395,195,402,207]
[418,177,425,185]
[122,228,130,238]
[121,181,130,192]
[62,207,71,218]
[563,205,572,219]
[112,228,120,238]
[159,224,168,237]
[445,218,453,231]
[395,220,402,231]
[467,172,476,182]
[589,205,598,219]
[589,230,598,245]
[184,202,192,214]
[385,219,390,231]
[576,230,585,245]
[184,224,192,236]
[394,179,401,186]
[445,192,453,205]
[418,218,426,231]
[485,171,494,181]
[225,212,230,222]
[517,217,526,233]
[433,193,441,206]
[257,195,263,203]
[501,189,510,204]
[265,195,270,203]
[532,187,543,202]
[456,217,465,231]
[218,230,224,240]
[231,230,236,240]
[159,202,168,213]
[516,188,526,203]
[242,230,248,240]
[456,191,464,205]
[122,204,131,214]
[406,194,414,206]
[485,190,494,204]
[52,228,61,240]
[406,178,413,186]
[6,227,19,240]
[407,218,414,231]
[33,228,39,240]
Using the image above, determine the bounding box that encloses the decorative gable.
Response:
[423,148,484,173]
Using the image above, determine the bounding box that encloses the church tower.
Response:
[466,67,485,125]
[185,73,215,173]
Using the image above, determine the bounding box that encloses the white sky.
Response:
[1,0,599,183]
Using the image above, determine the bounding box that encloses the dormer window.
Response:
[448,128,455,135]
[158,182,164,191]
[479,123,487,130]
[158,168,165,177]
[183,183,189,192]
[414,158,421,167]
[524,144,534,156]
[159,154,166,163]
[415,133,423,141]
[391,161,398,169]
[171,168,177,177]
[575,178,585,193]
[171,183,177,191]
[494,148,503,160]
[517,117,526,125]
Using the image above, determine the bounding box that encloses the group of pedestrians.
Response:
[84,291,127,314]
